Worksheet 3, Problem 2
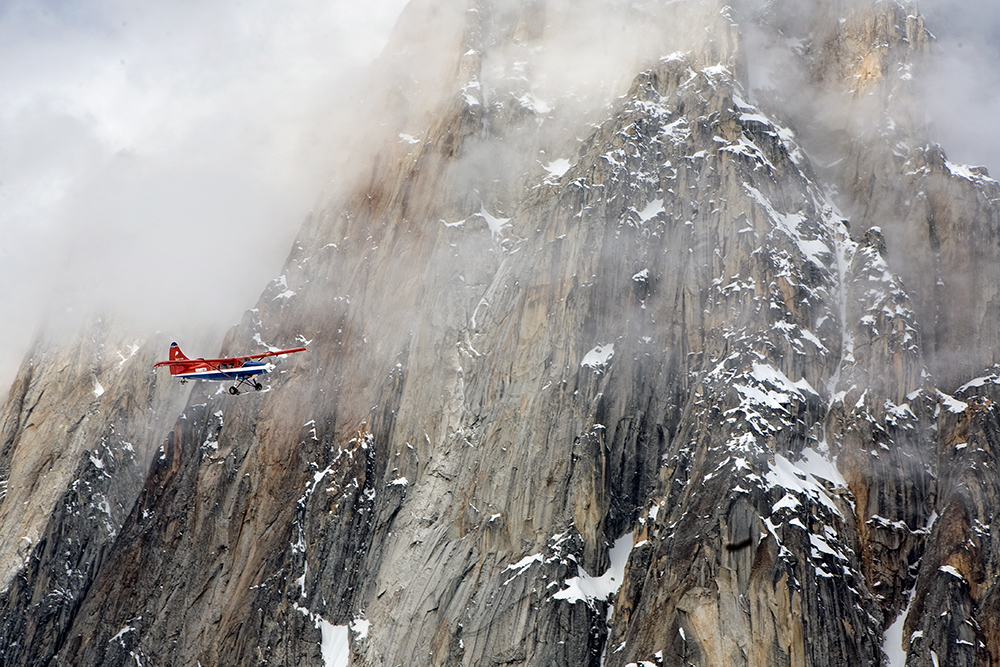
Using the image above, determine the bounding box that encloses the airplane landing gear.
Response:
[228,376,264,395]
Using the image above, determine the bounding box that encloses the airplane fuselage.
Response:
[171,360,269,382]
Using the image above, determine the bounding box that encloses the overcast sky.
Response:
[0,0,408,387]
[920,0,1000,171]
[1,0,999,390]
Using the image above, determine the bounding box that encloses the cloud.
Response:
[3,0,999,391]
[918,0,1000,173]
[0,0,407,387]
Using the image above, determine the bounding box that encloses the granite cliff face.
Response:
[0,321,189,663]
[3,1,1000,666]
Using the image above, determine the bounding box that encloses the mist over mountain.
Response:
[0,0,408,389]
[4,1,1000,665]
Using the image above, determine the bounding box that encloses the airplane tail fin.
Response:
[164,342,189,374]
[168,342,189,362]
[154,343,192,374]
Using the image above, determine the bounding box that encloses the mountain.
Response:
[3,0,1000,665]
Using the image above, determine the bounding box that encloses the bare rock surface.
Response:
[0,320,189,665]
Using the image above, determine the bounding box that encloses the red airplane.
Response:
[154,342,306,394]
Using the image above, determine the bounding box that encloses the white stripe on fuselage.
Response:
[176,363,269,380]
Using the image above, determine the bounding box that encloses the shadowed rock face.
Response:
[4,1,1000,666]
[0,321,190,666]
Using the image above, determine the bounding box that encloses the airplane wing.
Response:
[235,347,307,361]
[155,347,305,368]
